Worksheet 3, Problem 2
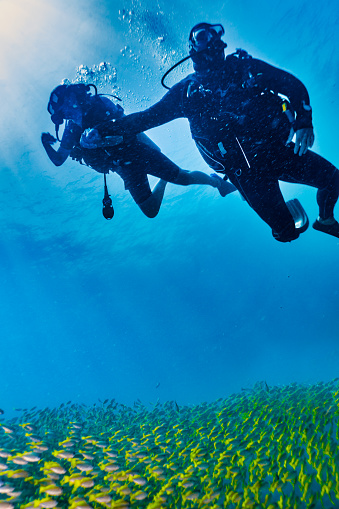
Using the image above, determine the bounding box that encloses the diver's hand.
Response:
[81,128,124,149]
[294,128,314,156]
[80,128,103,149]
[41,132,57,146]
[286,127,315,156]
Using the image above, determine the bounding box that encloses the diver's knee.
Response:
[138,198,160,218]
[272,225,299,243]
[329,169,339,192]
[140,207,159,218]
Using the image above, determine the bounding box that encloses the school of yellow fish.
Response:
[0,379,339,509]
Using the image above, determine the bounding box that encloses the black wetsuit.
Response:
[100,51,339,241]
[60,95,180,205]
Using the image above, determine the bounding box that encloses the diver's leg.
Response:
[232,172,298,242]
[137,169,232,218]
[278,146,339,237]
[172,169,236,196]
[315,169,339,220]
[278,147,339,218]
[115,160,167,218]
[137,180,167,218]
[134,144,235,197]
[313,170,339,236]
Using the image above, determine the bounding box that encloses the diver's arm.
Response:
[99,82,186,138]
[253,59,313,128]
[253,59,314,154]
[41,132,70,166]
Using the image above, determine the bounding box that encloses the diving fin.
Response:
[286,198,309,233]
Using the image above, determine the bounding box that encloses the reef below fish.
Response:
[1,380,339,509]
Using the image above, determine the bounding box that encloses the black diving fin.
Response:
[286,198,309,233]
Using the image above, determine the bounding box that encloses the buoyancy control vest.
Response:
[70,95,124,173]
[182,49,294,174]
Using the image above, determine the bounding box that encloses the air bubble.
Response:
[70,62,118,92]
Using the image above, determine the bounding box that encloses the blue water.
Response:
[0,0,338,417]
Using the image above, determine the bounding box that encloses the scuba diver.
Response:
[41,83,236,220]
[83,23,339,240]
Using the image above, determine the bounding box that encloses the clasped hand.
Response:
[80,128,103,149]
[41,132,57,146]
[80,128,123,149]
[286,127,315,156]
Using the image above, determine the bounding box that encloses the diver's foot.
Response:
[312,217,339,238]
[210,173,236,197]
